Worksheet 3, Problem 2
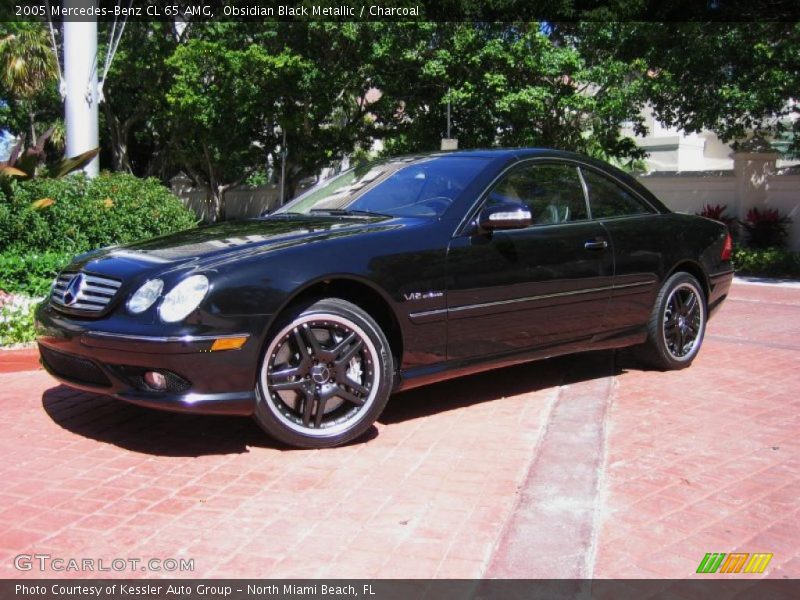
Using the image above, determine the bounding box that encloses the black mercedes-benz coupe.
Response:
[36,149,733,448]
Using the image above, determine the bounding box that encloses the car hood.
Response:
[71,215,397,280]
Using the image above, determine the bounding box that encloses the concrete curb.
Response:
[0,347,41,373]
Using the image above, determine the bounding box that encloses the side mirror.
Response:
[478,202,532,231]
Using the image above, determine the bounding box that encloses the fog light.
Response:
[144,371,167,391]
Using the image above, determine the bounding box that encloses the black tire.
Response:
[637,272,707,370]
[254,298,394,448]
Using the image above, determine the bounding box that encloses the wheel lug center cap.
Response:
[311,365,331,384]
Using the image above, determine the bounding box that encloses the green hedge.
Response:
[0,251,72,297]
[732,247,800,279]
[0,172,197,255]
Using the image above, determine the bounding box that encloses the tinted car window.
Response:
[581,168,653,218]
[276,156,491,218]
[487,163,588,225]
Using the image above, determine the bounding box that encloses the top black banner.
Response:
[3,0,800,22]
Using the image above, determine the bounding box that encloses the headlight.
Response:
[158,275,209,322]
[127,279,164,314]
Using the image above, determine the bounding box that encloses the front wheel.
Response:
[254,298,394,448]
[638,272,707,370]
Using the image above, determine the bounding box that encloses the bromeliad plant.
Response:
[0,128,99,189]
[698,203,735,225]
[742,207,792,249]
[0,129,100,209]
[697,203,740,243]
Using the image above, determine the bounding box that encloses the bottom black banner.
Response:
[1,579,798,600]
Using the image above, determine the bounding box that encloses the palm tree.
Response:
[0,23,58,145]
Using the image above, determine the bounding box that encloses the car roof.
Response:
[403,147,590,161]
[446,147,555,158]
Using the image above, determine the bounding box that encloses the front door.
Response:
[446,161,613,360]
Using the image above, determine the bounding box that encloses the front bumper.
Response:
[36,305,264,416]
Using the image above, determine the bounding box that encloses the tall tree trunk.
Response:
[285,177,298,203]
[28,111,37,147]
[282,160,299,204]
[216,185,228,222]
[202,142,221,223]
[204,184,228,223]
[102,103,133,172]
[207,186,221,224]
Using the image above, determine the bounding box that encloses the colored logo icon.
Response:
[696,552,773,574]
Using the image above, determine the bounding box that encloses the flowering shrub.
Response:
[0,294,40,345]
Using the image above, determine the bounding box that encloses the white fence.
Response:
[635,172,737,215]
[171,178,283,222]
[172,152,800,250]
[636,153,800,250]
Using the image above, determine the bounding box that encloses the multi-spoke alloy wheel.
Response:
[662,283,704,360]
[254,298,393,448]
[639,272,707,370]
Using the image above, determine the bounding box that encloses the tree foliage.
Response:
[0,22,63,155]
[166,24,278,220]
[0,22,57,99]
[2,20,797,223]
[576,22,800,155]
[100,21,182,177]
[370,23,647,164]
[166,22,381,220]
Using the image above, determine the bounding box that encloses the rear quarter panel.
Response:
[601,212,730,334]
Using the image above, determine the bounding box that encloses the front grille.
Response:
[51,272,122,314]
[40,346,111,387]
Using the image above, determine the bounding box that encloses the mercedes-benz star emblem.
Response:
[63,273,85,306]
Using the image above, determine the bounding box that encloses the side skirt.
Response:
[393,326,646,393]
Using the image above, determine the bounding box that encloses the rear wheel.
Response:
[254,298,393,448]
[638,272,707,370]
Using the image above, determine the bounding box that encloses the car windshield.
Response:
[274,156,490,218]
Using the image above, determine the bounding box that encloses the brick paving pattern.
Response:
[0,358,559,579]
[0,280,797,579]
[593,282,800,579]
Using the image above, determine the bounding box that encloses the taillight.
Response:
[721,232,733,261]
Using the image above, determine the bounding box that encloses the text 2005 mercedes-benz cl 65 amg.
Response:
[37,149,733,448]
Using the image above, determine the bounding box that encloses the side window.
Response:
[581,169,653,218]
[486,164,588,226]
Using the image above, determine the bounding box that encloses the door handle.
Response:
[584,239,608,251]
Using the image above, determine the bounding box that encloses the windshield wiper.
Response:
[266,211,304,217]
[309,208,390,217]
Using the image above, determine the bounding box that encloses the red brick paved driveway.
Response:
[0,280,797,579]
